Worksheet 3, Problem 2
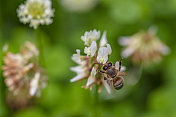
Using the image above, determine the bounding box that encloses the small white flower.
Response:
[81,29,100,46]
[84,41,97,57]
[30,72,40,96]
[100,31,107,47]
[70,62,88,82]
[106,44,112,55]
[17,0,54,29]
[86,67,96,87]
[72,49,81,64]
[60,0,97,13]
[97,47,108,64]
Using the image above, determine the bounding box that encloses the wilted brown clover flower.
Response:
[71,30,126,94]
[2,41,47,97]
[118,27,170,65]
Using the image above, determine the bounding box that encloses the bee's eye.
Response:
[103,66,108,70]
[108,62,112,67]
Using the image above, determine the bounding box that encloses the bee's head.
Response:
[102,62,112,71]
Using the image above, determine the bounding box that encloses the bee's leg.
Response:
[93,62,103,66]
[99,70,105,73]
[119,58,122,71]
[119,72,126,76]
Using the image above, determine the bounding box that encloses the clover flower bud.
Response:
[81,29,100,46]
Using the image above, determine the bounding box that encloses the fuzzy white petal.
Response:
[70,65,86,73]
[72,49,81,64]
[86,67,96,86]
[70,73,87,82]
[100,31,107,47]
[84,41,97,57]
[115,61,119,69]
[121,66,126,71]
[30,72,40,96]
[90,41,97,57]
[106,44,112,55]
[97,47,109,64]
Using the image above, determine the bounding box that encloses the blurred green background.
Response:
[1,0,176,117]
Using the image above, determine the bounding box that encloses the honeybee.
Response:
[99,59,125,90]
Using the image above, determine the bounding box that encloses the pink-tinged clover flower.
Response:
[119,27,170,65]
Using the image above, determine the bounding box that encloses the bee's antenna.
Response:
[93,62,103,66]
[99,70,105,73]
[119,58,122,71]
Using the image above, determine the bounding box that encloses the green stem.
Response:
[92,85,100,117]
[34,28,46,67]
[0,2,8,116]
[0,59,7,117]
[137,65,143,83]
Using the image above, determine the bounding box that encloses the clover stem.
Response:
[0,4,8,116]
[35,28,46,67]
[92,85,101,117]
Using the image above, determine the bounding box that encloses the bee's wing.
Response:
[115,61,126,72]
[103,79,114,94]
[124,66,143,86]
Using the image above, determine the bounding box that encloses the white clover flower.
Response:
[81,29,100,46]
[60,0,97,13]
[119,27,170,64]
[84,41,97,57]
[97,47,109,64]
[17,0,54,29]
[71,30,126,94]
[100,31,107,47]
